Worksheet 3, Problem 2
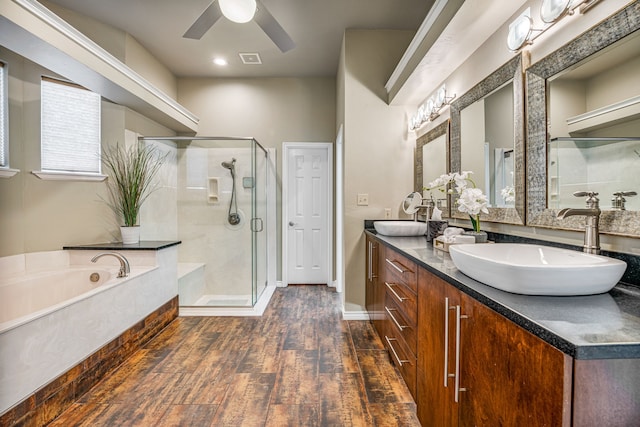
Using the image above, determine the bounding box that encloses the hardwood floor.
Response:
[50,286,420,426]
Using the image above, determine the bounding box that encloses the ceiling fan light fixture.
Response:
[219,0,257,24]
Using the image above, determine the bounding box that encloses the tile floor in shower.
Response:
[193,294,252,306]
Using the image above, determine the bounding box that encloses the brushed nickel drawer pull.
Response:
[454,305,468,402]
[444,297,450,388]
[367,242,372,281]
[385,336,409,366]
[385,258,406,274]
[385,306,408,330]
[385,282,408,302]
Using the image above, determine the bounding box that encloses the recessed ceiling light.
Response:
[213,58,228,66]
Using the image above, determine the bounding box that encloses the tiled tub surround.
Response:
[364,228,640,359]
[0,246,179,424]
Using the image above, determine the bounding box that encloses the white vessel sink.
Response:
[448,243,626,296]
[373,221,427,237]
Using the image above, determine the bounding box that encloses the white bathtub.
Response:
[0,266,151,333]
[0,248,177,416]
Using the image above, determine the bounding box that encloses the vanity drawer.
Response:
[384,250,417,293]
[384,281,417,326]
[385,293,417,355]
[384,322,417,399]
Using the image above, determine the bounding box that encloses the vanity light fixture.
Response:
[540,0,573,23]
[408,85,456,132]
[507,11,539,51]
[219,0,257,23]
[541,0,602,23]
[508,0,602,51]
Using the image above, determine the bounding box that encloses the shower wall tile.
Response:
[141,141,178,241]
[177,147,254,299]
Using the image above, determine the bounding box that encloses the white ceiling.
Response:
[43,0,434,78]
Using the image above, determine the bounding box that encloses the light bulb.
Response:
[219,0,257,24]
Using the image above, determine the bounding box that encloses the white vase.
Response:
[120,226,140,244]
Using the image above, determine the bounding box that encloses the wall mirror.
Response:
[526,2,640,236]
[450,53,526,225]
[415,120,450,218]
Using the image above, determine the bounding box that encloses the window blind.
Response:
[41,77,101,173]
[0,63,7,168]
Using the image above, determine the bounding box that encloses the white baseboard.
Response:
[276,281,286,287]
[342,311,370,321]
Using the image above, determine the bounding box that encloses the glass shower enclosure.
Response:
[142,136,269,308]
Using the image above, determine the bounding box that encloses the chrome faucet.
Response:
[91,252,130,278]
[557,191,601,254]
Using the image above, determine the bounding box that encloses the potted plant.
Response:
[424,171,489,242]
[101,142,166,244]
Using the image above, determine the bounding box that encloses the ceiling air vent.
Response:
[239,53,262,65]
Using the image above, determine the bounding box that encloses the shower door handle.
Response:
[251,218,264,232]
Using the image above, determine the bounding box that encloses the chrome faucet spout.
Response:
[91,252,130,278]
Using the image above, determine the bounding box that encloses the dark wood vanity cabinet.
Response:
[365,234,419,398]
[381,247,418,398]
[416,266,572,426]
[367,240,572,425]
[365,234,385,337]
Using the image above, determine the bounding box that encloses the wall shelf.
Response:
[567,95,640,135]
[0,0,199,134]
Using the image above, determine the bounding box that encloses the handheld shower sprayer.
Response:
[221,158,236,172]
[221,158,240,225]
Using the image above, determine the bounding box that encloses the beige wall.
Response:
[414,0,640,256]
[177,76,337,277]
[0,48,174,257]
[341,29,415,312]
[41,0,177,100]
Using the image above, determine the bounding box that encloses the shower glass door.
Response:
[142,136,269,308]
[252,140,268,304]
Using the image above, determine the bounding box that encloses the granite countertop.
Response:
[366,230,640,360]
[63,241,181,251]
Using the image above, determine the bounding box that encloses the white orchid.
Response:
[501,186,515,203]
[423,170,489,232]
[457,187,489,216]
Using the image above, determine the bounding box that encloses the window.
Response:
[0,62,7,168]
[40,77,101,176]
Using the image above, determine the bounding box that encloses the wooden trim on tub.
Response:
[0,296,179,427]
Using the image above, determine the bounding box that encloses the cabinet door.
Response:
[365,236,377,316]
[458,293,572,427]
[417,269,460,427]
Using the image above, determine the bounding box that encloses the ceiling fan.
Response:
[183,0,296,53]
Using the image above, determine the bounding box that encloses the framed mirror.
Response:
[449,52,526,225]
[526,2,640,236]
[416,120,450,218]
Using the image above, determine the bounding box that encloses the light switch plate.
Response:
[357,193,369,206]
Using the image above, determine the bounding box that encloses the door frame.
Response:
[281,142,333,287]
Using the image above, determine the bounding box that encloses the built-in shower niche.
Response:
[548,137,640,210]
[207,177,219,203]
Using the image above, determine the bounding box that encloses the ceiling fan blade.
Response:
[183,1,223,40]
[254,1,296,53]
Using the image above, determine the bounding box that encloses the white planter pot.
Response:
[120,226,140,244]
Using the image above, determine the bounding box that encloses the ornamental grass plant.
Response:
[101,143,166,227]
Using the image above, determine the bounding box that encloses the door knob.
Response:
[289,221,295,226]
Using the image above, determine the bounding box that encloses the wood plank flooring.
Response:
[50,286,420,426]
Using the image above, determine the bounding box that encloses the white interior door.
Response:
[283,143,332,285]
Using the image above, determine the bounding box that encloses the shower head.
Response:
[221,158,236,170]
